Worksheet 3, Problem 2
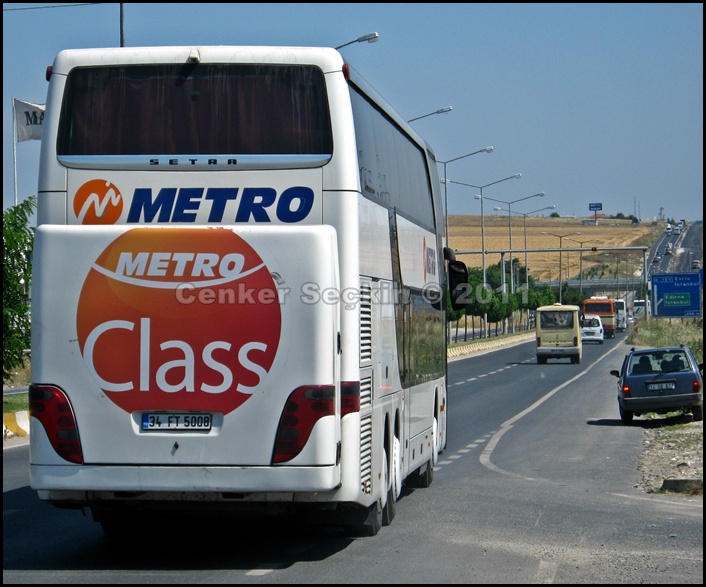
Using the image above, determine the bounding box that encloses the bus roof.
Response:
[536,303,581,312]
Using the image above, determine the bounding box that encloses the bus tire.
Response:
[382,447,396,526]
[431,417,439,467]
[357,499,383,537]
[393,436,402,499]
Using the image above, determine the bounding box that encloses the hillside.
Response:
[447,215,661,282]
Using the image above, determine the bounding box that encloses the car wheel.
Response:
[619,404,634,425]
[693,405,703,422]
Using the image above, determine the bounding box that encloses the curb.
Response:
[448,332,535,359]
[3,410,29,438]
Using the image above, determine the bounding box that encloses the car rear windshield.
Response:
[57,64,333,156]
[629,351,690,375]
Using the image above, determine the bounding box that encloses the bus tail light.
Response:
[574,336,579,347]
[29,384,84,464]
[272,385,335,464]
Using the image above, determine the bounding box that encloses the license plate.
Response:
[646,382,676,391]
[141,413,212,431]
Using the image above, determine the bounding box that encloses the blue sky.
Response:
[3,3,703,222]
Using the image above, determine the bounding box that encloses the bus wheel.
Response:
[382,447,396,526]
[356,499,383,536]
[382,436,402,526]
[431,417,439,467]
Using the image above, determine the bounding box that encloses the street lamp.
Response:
[565,237,601,296]
[335,32,380,50]
[541,231,581,304]
[446,174,522,336]
[484,192,545,293]
[438,147,493,240]
[493,205,556,294]
[408,106,452,123]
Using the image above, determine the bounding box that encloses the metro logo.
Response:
[76,228,281,415]
[73,181,316,225]
[73,179,124,224]
[96,251,264,288]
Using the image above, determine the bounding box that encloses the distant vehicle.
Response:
[612,299,627,333]
[665,225,672,235]
[673,226,682,235]
[633,299,650,318]
[652,253,662,263]
[664,242,673,255]
[580,314,604,344]
[692,259,702,270]
[582,296,615,338]
[610,346,703,424]
[535,304,582,364]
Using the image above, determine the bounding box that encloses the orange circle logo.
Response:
[76,228,281,415]
[73,180,124,224]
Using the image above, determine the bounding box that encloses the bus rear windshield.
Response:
[57,64,333,156]
[585,302,612,313]
[539,311,575,329]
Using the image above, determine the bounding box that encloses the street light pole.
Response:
[493,204,556,292]
[438,147,494,242]
[565,237,601,296]
[408,106,452,123]
[335,32,380,50]
[483,192,545,293]
[446,174,522,336]
[541,231,581,304]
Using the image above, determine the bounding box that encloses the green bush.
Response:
[628,318,703,363]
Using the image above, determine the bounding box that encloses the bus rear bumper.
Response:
[31,463,341,507]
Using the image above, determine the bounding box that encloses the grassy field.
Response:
[448,214,660,281]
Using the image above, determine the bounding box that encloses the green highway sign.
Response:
[664,293,690,306]
[651,273,702,317]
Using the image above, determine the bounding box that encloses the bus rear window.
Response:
[57,64,333,156]
[585,303,612,313]
[539,311,574,329]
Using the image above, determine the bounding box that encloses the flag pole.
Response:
[12,97,18,206]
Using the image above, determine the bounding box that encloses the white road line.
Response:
[480,344,624,479]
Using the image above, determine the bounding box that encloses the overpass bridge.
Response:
[452,245,651,296]
[535,276,645,295]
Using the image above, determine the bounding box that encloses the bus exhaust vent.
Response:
[360,376,372,409]
[360,414,373,494]
[359,282,372,366]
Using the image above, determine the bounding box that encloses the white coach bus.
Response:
[30,46,467,537]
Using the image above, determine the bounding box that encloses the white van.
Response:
[535,304,582,364]
[581,314,604,344]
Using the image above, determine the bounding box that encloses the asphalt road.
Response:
[4,335,702,583]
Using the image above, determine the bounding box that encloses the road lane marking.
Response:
[480,344,624,479]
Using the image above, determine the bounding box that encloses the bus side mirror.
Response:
[448,260,469,311]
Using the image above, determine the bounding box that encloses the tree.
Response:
[3,196,36,383]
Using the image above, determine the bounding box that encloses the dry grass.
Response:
[448,215,661,281]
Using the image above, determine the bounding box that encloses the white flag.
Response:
[14,98,45,142]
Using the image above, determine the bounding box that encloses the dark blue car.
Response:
[610,346,703,424]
